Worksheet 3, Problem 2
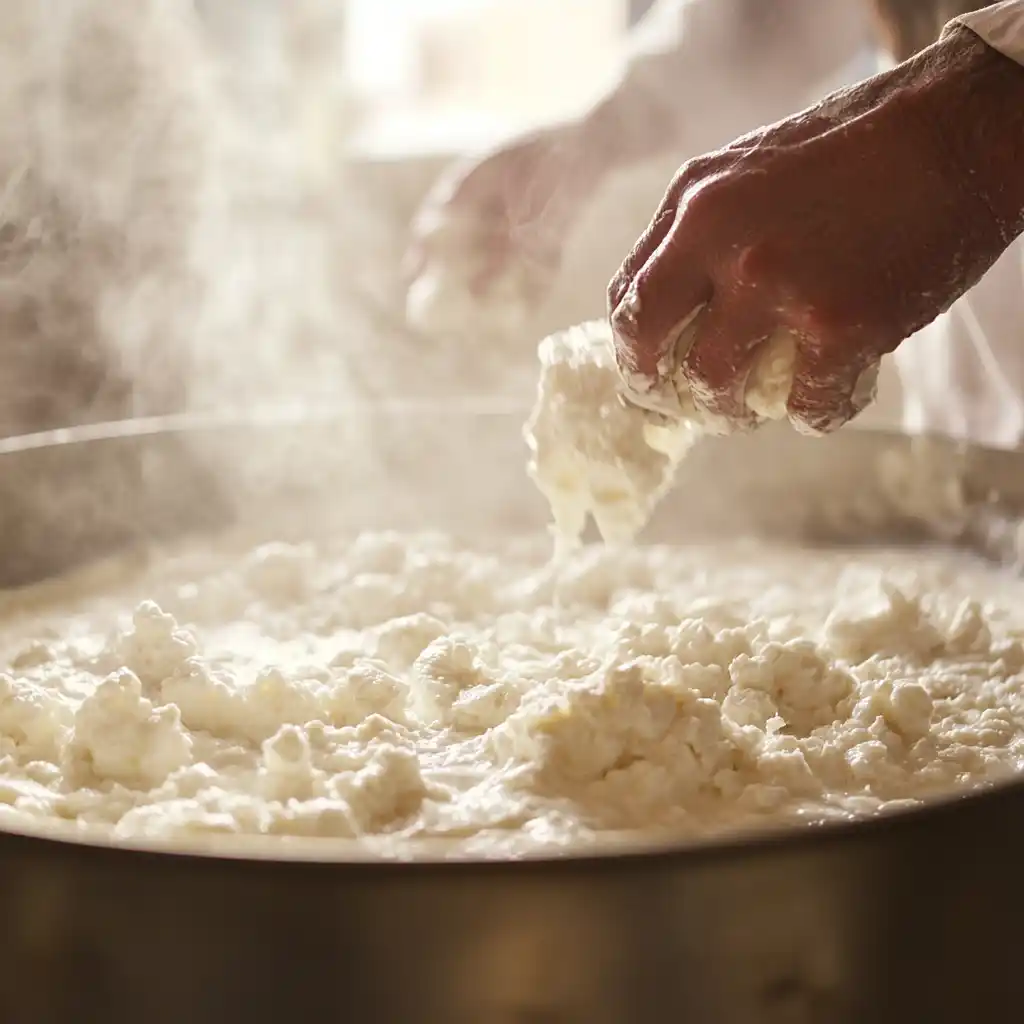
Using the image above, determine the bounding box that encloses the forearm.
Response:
[928,18,1024,254]
[582,0,873,170]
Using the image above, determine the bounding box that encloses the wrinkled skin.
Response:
[610,26,1024,433]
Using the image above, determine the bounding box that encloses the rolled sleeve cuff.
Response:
[947,1,1024,65]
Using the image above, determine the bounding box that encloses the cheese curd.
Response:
[524,321,800,546]
[523,322,698,546]
[0,320,1015,857]
[0,530,1023,856]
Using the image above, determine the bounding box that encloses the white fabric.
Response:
[621,0,873,154]
[615,0,1024,449]
[894,1,1024,448]
[953,1,1024,64]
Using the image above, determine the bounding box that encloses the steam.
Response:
[0,0,558,585]
[0,0,413,431]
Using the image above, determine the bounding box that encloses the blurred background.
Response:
[0,0,653,574]
[346,0,628,153]
[0,0,632,433]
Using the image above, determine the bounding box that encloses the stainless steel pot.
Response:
[0,417,1022,1024]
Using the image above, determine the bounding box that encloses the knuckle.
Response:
[680,170,734,220]
[607,268,631,316]
[655,156,722,227]
[671,153,719,193]
[609,290,641,343]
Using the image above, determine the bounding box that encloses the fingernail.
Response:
[789,409,840,437]
[791,416,826,437]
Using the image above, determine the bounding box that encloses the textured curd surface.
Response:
[0,531,1023,855]
[524,322,697,545]
[524,321,799,545]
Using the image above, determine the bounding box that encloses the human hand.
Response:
[609,26,1024,435]
[405,125,607,335]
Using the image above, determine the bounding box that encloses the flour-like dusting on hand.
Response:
[643,326,799,427]
[1,530,1024,857]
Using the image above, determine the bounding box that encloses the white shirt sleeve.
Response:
[891,2,1024,450]
[617,0,872,156]
[947,1,1024,65]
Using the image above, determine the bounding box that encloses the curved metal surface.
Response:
[0,418,1022,1023]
